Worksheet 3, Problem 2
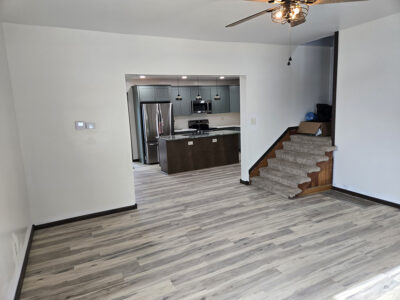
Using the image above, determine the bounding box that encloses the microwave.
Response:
[192,100,212,114]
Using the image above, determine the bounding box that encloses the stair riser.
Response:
[259,170,310,188]
[275,152,318,166]
[267,163,308,177]
[290,136,332,146]
[283,144,327,155]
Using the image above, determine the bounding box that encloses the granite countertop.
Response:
[160,130,240,141]
[174,128,197,133]
[174,125,240,132]
[214,125,240,129]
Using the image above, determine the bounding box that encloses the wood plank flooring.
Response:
[20,163,400,299]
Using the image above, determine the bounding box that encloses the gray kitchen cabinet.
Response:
[136,85,237,116]
[155,86,171,100]
[190,87,201,100]
[137,86,155,101]
[171,87,191,116]
[170,87,182,116]
[199,87,211,100]
[190,86,214,101]
[219,86,230,113]
[211,86,230,113]
[229,86,240,113]
[180,87,192,115]
[137,85,170,102]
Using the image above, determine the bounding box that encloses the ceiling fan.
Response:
[226,0,367,28]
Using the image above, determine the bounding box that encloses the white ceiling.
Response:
[1,0,399,45]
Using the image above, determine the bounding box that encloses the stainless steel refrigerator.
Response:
[141,102,173,164]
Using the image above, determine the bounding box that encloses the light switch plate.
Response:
[75,121,86,130]
[86,122,96,129]
[251,117,256,125]
[212,138,217,143]
[188,141,194,146]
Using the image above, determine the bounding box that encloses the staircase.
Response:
[251,134,336,198]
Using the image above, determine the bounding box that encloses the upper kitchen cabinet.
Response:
[137,86,154,101]
[229,86,240,113]
[171,87,191,116]
[155,86,171,100]
[136,85,171,102]
[211,86,230,114]
[135,84,239,116]
[189,86,211,101]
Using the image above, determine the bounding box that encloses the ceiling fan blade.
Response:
[309,0,367,5]
[226,8,276,27]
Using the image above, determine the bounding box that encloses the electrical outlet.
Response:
[251,117,256,125]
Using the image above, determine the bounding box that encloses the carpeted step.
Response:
[290,134,332,146]
[276,149,329,166]
[283,141,336,155]
[251,176,302,199]
[259,168,310,188]
[267,158,320,176]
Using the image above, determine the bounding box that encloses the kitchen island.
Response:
[158,130,240,174]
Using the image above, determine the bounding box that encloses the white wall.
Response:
[3,23,332,224]
[0,22,31,299]
[334,13,400,203]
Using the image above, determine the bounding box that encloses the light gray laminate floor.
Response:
[20,164,400,299]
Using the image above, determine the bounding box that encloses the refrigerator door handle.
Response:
[157,104,164,137]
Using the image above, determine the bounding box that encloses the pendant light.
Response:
[287,26,292,66]
[214,76,221,100]
[176,77,182,101]
[196,77,202,100]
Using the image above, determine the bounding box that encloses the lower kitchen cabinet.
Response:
[158,133,239,174]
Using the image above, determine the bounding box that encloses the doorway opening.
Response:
[125,74,242,178]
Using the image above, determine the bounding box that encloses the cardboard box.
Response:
[297,122,331,136]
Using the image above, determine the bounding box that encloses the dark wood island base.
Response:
[159,132,240,174]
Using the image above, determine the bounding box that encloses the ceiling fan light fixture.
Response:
[226,0,365,29]
[271,3,308,26]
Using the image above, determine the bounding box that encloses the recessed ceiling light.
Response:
[219,76,225,80]
[181,76,187,79]
[139,75,146,79]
